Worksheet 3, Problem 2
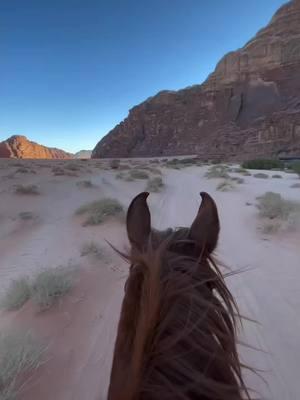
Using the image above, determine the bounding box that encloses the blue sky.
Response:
[0,0,286,153]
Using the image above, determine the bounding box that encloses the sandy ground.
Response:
[0,158,299,400]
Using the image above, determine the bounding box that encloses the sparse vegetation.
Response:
[253,173,269,179]
[256,192,300,234]
[76,198,124,225]
[129,169,149,180]
[205,165,230,179]
[146,176,164,192]
[80,241,107,261]
[242,159,284,170]
[216,180,235,192]
[288,161,300,176]
[0,331,46,400]
[272,174,282,179]
[14,184,40,195]
[52,166,65,176]
[164,157,198,169]
[64,163,81,172]
[18,211,35,220]
[110,159,120,169]
[31,266,75,310]
[230,177,244,184]
[1,278,31,311]
[15,167,29,173]
[76,180,94,188]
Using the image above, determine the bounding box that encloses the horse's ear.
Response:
[189,192,220,254]
[126,192,151,251]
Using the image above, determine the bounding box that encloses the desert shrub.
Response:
[80,241,104,258]
[14,184,40,195]
[146,177,164,192]
[205,165,230,179]
[31,266,75,310]
[76,180,94,188]
[272,174,282,179]
[110,159,120,169]
[253,173,269,179]
[216,180,235,192]
[290,183,300,188]
[129,169,149,180]
[230,177,244,184]
[64,163,81,172]
[242,159,284,170]
[1,278,31,311]
[15,167,29,173]
[233,167,248,174]
[52,166,65,176]
[256,192,300,220]
[0,330,46,400]
[288,161,300,175]
[18,211,35,220]
[76,198,124,225]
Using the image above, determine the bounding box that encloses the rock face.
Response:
[74,150,92,159]
[0,135,73,159]
[92,0,300,160]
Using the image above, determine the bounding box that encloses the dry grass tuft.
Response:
[14,184,40,195]
[1,278,31,311]
[0,330,46,400]
[76,198,124,225]
[146,176,164,192]
[31,266,75,310]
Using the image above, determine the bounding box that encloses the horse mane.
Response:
[108,229,251,400]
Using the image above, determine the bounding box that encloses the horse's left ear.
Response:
[189,192,220,254]
[126,192,151,251]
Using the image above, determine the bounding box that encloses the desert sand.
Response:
[0,158,299,400]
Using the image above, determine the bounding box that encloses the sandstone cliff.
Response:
[0,135,73,159]
[92,0,300,160]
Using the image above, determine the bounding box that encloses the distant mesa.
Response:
[92,0,300,161]
[0,135,73,159]
[74,150,92,159]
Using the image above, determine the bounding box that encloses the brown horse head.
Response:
[108,192,250,400]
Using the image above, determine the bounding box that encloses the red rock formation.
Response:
[92,0,300,160]
[0,135,73,159]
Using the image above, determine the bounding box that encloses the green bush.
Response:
[1,278,31,311]
[76,198,124,225]
[288,161,300,175]
[242,159,284,170]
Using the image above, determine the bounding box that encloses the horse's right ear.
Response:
[189,192,220,254]
[126,192,151,251]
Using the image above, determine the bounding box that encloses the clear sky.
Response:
[0,0,286,153]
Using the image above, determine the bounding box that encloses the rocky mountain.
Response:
[92,0,300,161]
[0,135,73,159]
[74,150,92,159]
